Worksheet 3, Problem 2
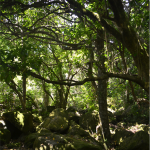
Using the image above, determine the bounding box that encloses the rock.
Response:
[25,108,104,150]
[67,107,80,124]
[2,119,22,139]
[0,129,11,145]
[2,111,34,138]
[48,116,69,133]
[23,113,34,133]
[112,129,134,145]
[118,131,149,150]
[25,132,104,150]
[37,109,69,134]
[24,133,49,148]
[36,117,51,133]
[40,128,51,134]
[69,115,80,124]
[32,114,43,124]
[79,110,99,133]
[49,108,68,119]
[68,120,90,137]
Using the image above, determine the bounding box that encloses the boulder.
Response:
[24,132,50,148]
[26,108,104,150]
[68,120,90,137]
[2,111,34,138]
[118,131,149,150]
[32,114,43,124]
[67,106,80,124]
[49,108,68,119]
[79,110,99,133]
[37,108,69,134]
[25,132,104,150]
[48,116,69,133]
[112,129,134,145]
[0,129,11,145]
[69,115,80,124]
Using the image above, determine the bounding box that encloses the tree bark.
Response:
[96,29,111,147]
[7,80,25,110]
[67,0,149,83]
[22,74,26,111]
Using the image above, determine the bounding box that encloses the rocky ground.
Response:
[0,106,150,150]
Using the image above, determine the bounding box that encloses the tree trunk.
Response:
[22,74,26,111]
[42,81,50,111]
[7,80,26,110]
[67,0,149,87]
[58,85,70,109]
[96,29,111,147]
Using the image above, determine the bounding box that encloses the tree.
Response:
[0,0,148,148]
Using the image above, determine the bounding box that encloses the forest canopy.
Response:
[0,0,149,146]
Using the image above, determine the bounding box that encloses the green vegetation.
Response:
[0,0,148,149]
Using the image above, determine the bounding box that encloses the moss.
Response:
[118,131,149,150]
[23,113,34,133]
[32,133,103,150]
[0,129,11,144]
[2,111,34,134]
[49,108,68,119]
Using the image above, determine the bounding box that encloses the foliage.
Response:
[0,0,148,124]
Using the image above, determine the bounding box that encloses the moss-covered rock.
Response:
[49,108,68,119]
[23,113,34,133]
[112,129,134,145]
[48,116,69,133]
[118,131,149,150]
[32,133,104,150]
[68,120,90,137]
[36,115,69,133]
[24,132,50,148]
[2,111,34,135]
[0,129,11,145]
[32,114,43,123]
[79,110,99,133]
[25,107,104,150]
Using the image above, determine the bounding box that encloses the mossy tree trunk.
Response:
[96,29,111,147]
